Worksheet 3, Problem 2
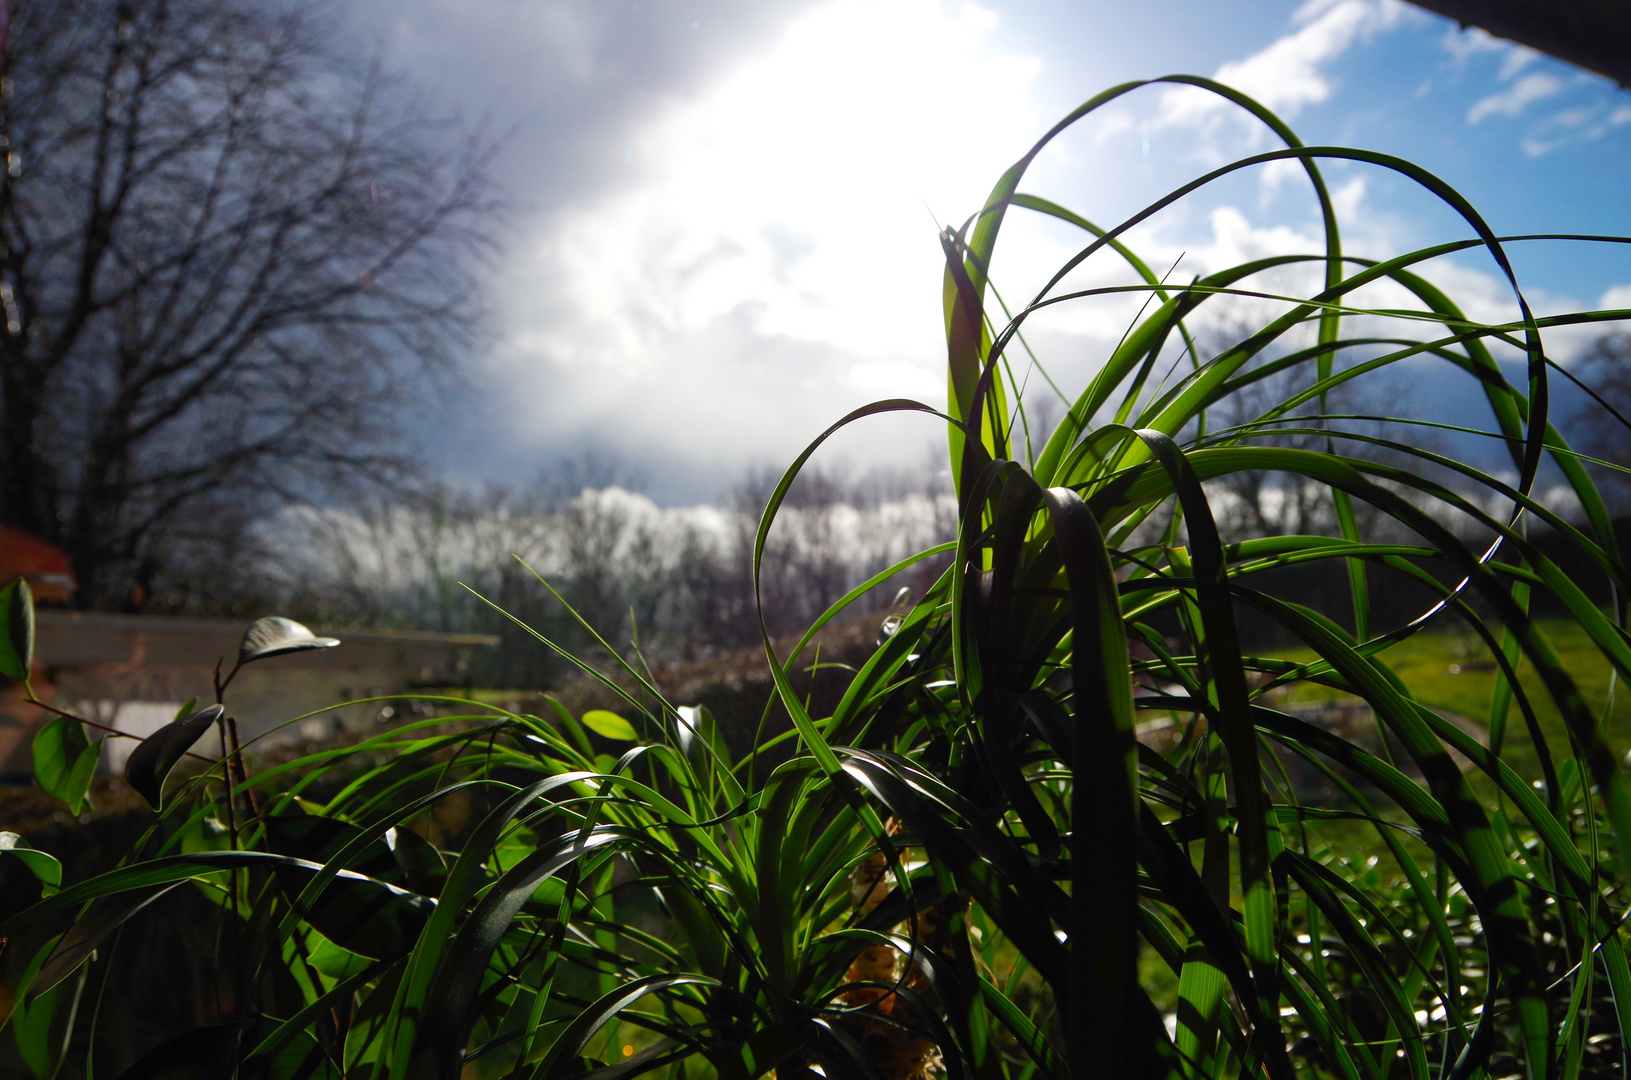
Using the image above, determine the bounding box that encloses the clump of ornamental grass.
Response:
[3,76,1631,1080]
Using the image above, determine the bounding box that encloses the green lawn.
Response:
[1270,618,1631,787]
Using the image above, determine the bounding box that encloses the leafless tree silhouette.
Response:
[0,0,501,607]
[1570,331,1631,512]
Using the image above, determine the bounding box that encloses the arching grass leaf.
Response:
[112,1021,251,1080]
[5,71,1630,1080]
[240,1029,341,1080]
[29,882,186,1000]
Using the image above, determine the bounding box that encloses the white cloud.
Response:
[1255,157,1306,202]
[1440,24,1504,65]
[1157,0,1408,130]
[1541,284,1631,366]
[1444,24,1626,156]
[1467,72,1564,123]
[1331,176,1368,221]
[1439,24,1538,80]
[1497,45,1542,81]
[1584,287,1631,357]
[488,0,1043,476]
[433,0,1620,493]
[848,359,943,399]
[1196,206,1321,267]
[1519,100,1631,157]
[1111,170,1612,373]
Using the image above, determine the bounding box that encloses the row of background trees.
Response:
[197,457,961,689]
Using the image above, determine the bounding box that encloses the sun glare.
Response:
[546,0,1042,386]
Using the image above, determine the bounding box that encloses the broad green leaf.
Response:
[0,576,32,681]
[176,813,235,907]
[11,934,66,1080]
[493,824,539,874]
[124,703,223,810]
[268,866,431,961]
[385,825,447,895]
[31,715,99,816]
[306,931,376,981]
[579,709,637,741]
[0,832,61,896]
[238,615,340,665]
[262,813,400,882]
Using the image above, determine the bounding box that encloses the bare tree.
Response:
[1569,331,1631,512]
[0,0,500,607]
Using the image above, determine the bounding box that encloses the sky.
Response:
[343,0,1631,503]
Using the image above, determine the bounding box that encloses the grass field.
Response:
[1275,617,1630,789]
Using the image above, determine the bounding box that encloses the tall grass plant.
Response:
[4,77,1631,1080]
